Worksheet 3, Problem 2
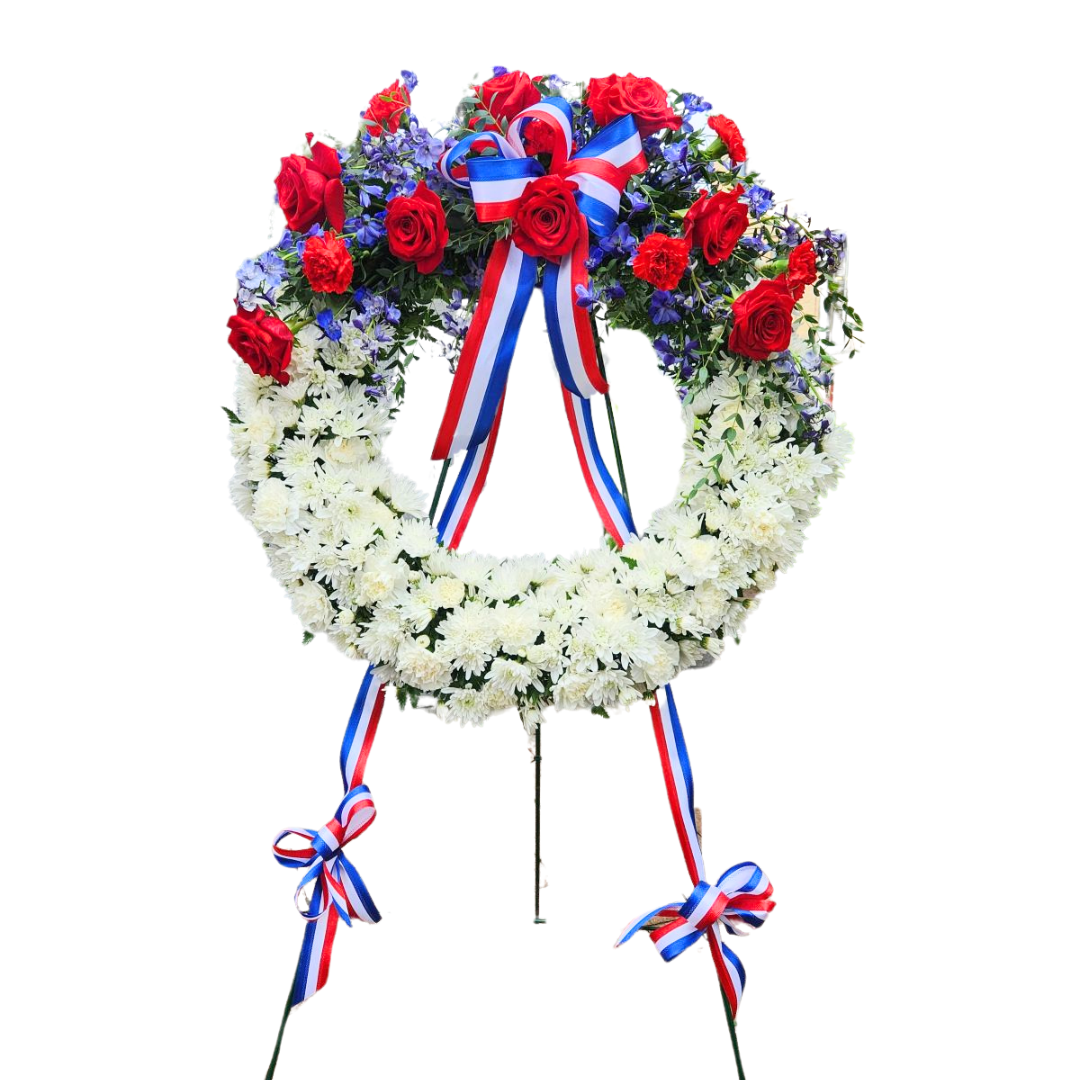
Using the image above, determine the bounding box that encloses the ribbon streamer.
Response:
[431,96,645,543]
[275,667,386,1006]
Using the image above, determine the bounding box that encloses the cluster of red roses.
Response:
[229,71,813,384]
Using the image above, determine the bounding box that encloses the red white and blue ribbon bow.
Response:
[274,666,386,1006]
[616,862,774,994]
[615,686,776,1017]
[431,97,645,545]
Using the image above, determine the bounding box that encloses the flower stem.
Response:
[428,458,451,524]
[590,318,630,507]
[721,981,746,1080]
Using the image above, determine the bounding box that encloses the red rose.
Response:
[475,70,540,124]
[384,181,448,274]
[785,240,817,301]
[364,79,411,136]
[586,74,679,137]
[275,138,345,234]
[683,185,749,265]
[227,304,294,384]
[728,279,796,361]
[707,115,746,164]
[632,232,691,290]
[302,230,354,293]
[512,176,581,261]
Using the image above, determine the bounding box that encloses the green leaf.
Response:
[222,406,241,424]
[301,631,314,645]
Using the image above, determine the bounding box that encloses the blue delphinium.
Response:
[598,222,638,259]
[344,213,386,247]
[649,290,682,325]
[401,70,418,92]
[315,308,343,342]
[575,283,598,309]
[746,184,775,217]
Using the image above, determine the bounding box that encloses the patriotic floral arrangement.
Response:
[226,69,859,1079]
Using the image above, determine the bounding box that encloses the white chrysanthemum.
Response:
[288,577,334,631]
[395,639,453,693]
[438,685,490,726]
[251,478,301,535]
[423,575,466,610]
[396,518,438,558]
[487,657,541,696]
[437,603,497,678]
[493,602,544,654]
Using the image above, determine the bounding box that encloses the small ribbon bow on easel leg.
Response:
[616,861,774,1014]
[272,785,381,927]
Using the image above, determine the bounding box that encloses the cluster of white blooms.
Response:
[229,323,851,725]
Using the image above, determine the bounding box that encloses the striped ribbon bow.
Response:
[433,97,647,463]
[616,861,774,969]
[273,785,381,929]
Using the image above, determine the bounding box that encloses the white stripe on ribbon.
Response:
[566,394,635,547]
[450,243,527,455]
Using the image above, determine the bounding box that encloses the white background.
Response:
[2,4,1076,1078]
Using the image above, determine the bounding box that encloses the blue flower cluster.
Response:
[236,251,287,309]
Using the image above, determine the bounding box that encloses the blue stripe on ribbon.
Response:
[339,666,376,789]
[658,927,703,962]
[574,190,618,237]
[540,95,574,123]
[470,248,536,448]
[291,880,325,1005]
[665,685,695,821]
[573,113,639,159]
[540,261,581,395]
[722,941,746,993]
[575,396,637,536]
[467,155,545,184]
[436,441,481,545]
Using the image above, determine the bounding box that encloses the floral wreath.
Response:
[227,70,858,727]
[227,70,860,1077]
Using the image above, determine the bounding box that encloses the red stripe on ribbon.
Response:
[569,220,608,394]
[447,395,506,550]
[561,388,622,544]
[432,238,512,460]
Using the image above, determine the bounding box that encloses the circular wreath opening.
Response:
[226,71,858,726]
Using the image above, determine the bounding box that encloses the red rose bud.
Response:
[275,138,344,233]
[586,74,680,138]
[728,279,796,361]
[302,230,354,294]
[364,79,411,136]
[512,176,581,261]
[475,70,541,124]
[633,232,691,291]
[385,181,449,274]
[706,115,747,163]
[227,305,294,385]
[683,185,749,265]
[785,240,817,301]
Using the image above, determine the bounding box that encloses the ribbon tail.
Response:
[561,388,636,546]
[436,392,506,549]
[541,218,608,398]
[706,926,745,1018]
[290,886,339,1007]
[432,238,536,459]
[614,903,681,947]
[339,665,386,791]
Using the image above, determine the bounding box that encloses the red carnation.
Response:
[302,230,354,293]
[683,185,749,265]
[586,74,679,137]
[384,181,448,274]
[227,305,294,385]
[786,240,817,301]
[513,176,581,261]
[633,232,691,291]
[364,79,411,136]
[475,70,540,124]
[707,115,746,163]
[275,138,345,234]
[728,279,796,361]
